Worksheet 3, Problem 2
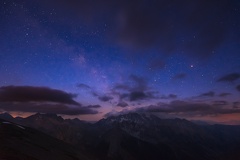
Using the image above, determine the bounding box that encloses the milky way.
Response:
[0,0,240,123]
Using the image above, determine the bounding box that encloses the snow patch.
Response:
[2,121,25,129]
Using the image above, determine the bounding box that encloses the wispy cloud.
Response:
[217,73,240,83]
[116,101,128,107]
[198,91,215,97]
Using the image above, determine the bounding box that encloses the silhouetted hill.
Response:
[17,113,89,145]
[0,112,13,121]
[0,118,92,160]
[1,112,240,160]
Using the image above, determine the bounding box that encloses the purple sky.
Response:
[1,0,240,124]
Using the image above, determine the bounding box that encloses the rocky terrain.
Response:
[1,112,240,160]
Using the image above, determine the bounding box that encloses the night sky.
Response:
[1,0,240,124]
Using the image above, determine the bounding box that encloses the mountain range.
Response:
[1,112,240,160]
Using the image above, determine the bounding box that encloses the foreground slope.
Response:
[0,118,91,160]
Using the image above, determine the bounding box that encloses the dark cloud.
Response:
[0,86,98,115]
[105,99,240,118]
[168,94,177,99]
[236,85,240,92]
[0,102,98,115]
[114,84,131,91]
[172,73,186,80]
[0,86,79,105]
[129,74,148,91]
[149,60,165,70]
[98,95,113,102]
[77,84,108,102]
[233,102,240,108]
[199,91,215,97]
[112,74,158,102]
[87,105,102,108]
[217,73,240,83]
[77,83,91,90]
[113,74,148,93]
[37,0,239,57]
[212,101,228,106]
[89,90,114,102]
[139,100,240,116]
[119,93,129,100]
[129,91,157,101]
[91,91,99,97]
[160,94,177,99]
[219,93,231,97]
[129,91,147,101]
[118,91,157,102]
[116,92,146,102]
[117,101,128,108]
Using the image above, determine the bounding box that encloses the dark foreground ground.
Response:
[1,113,240,160]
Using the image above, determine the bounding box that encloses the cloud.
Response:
[104,99,240,121]
[116,92,153,102]
[149,60,165,70]
[87,105,102,108]
[0,86,98,115]
[112,74,158,102]
[0,102,98,115]
[129,91,147,101]
[113,74,149,92]
[236,85,240,92]
[77,84,114,103]
[88,89,114,102]
[38,0,239,58]
[112,0,235,57]
[216,73,240,83]
[198,91,215,97]
[98,95,113,102]
[129,74,148,91]
[91,91,99,97]
[0,86,79,105]
[160,94,177,99]
[139,100,240,116]
[219,93,231,97]
[113,84,131,91]
[116,101,128,107]
[172,73,186,80]
[130,91,158,101]
[119,93,129,100]
[233,102,240,108]
[212,101,228,106]
[104,109,131,118]
[105,99,240,118]
[77,83,91,90]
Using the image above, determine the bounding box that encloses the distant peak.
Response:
[27,113,63,121]
[0,112,13,119]
[100,112,161,126]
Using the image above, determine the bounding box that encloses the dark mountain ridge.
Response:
[1,112,240,160]
[0,118,92,160]
[88,113,240,160]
